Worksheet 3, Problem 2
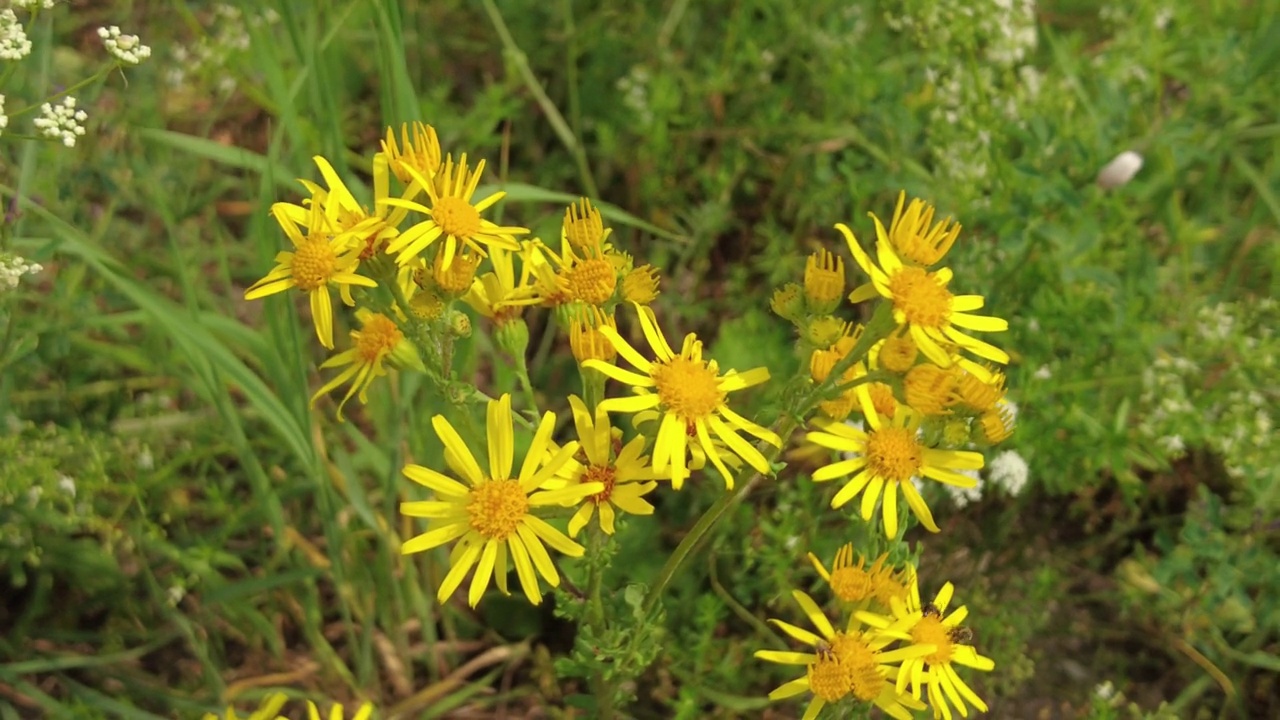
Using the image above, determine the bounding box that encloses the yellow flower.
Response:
[804,248,845,314]
[807,405,983,538]
[771,282,805,322]
[857,579,995,720]
[381,121,442,187]
[808,544,914,610]
[903,363,957,416]
[462,245,541,324]
[432,249,480,297]
[277,155,410,260]
[952,367,1006,413]
[878,191,963,267]
[622,264,661,304]
[876,330,920,374]
[754,589,932,720]
[306,700,374,720]
[976,403,1016,445]
[244,200,377,349]
[840,219,1008,370]
[399,395,601,606]
[583,304,780,489]
[382,154,527,269]
[563,197,610,251]
[569,306,619,364]
[311,309,423,420]
[202,692,287,720]
[555,395,659,537]
[531,238,621,306]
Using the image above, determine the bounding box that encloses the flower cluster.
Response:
[759,192,1014,717]
[32,96,88,147]
[0,9,33,60]
[244,122,781,607]
[758,544,993,720]
[0,252,43,293]
[97,25,152,65]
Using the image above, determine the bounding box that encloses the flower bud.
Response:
[770,283,805,322]
[803,248,845,314]
[447,310,472,339]
[877,331,918,373]
[495,316,529,357]
[904,364,956,416]
[433,251,480,297]
[805,315,847,348]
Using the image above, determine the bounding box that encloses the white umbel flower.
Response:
[1097,150,1144,189]
[944,468,983,508]
[988,449,1030,496]
[1,9,33,60]
[1,252,43,292]
[33,96,88,147]
[97,25,152,65]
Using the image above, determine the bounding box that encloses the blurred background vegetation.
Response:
[1,0,1277,717]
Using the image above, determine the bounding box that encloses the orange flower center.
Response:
[828,633,884,702]
[653,356,724,422]
[865,427,923,483]
[466,479,528,540]
[911,615,955,665]
[888,266,952,329]
[433,196,482,238]
[584,464,617,504]
[291,236,339,292]
[564,257,617,304]
[354,314,403,364]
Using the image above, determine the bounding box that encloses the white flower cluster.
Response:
[0,93,8,137]
[33,96,87,147]
[987,450,1029,496]
[943,468,984,508]
[616,65,654,127]
[165,4,279,91]
[0,252,43,292]
[97,26,152,65]
[1,9,33,60]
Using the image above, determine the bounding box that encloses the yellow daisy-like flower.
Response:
[202,692,287,720]
[381,153,527,270]
[808,404,983,538]
[310,309,424,420]
[622,263,661,304]
[754,589,932,720]
[879,191,963,267]
[858,579,995,720]
[804,248,845,314]
[839,220,1008,370]
[462,245,541,324]
[529,238,622,307]
[569,305,619,365]
[245,199,377,349]
[381,121,442,187]
[808,544,914,610]
[306,700,374,720]
[583,304,780,489]
[400,395,601,606]
[553,395,660,537]
[279,154,411,261]
[562,197,611,252]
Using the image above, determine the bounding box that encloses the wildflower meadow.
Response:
[1,1,1277,719]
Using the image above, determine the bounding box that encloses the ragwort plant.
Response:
[240,122,1018,718]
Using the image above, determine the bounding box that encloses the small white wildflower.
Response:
[0,9,33,60]
[166,585,187,606]
[32,96,88,147]
[988,449,1030,496]
[97,26,152,65]
[1033,364,1052,380]
[1157,435,1185,455]
[1096,150,1144,189]
[1095,681,1116,700]
[784,536,799,550]
[0,252,43,292]
[57,473,76,498]
[944,469,983,508]
[136,447,155,471]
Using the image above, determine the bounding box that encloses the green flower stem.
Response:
[580,365,605,414]
[585,527,617,719]
[514,351,541,418]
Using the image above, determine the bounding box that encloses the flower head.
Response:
[278,155,409,261]
[881,192,962,267]
[563,197,610,252]
[381,154,527,270]
[857,578,995,720]
[244,200,376,349]
[32,96,87,147]
[462,244,541,324]
[310,309,423,419]
[552,395,660,537]
[840,209,1008,370]
[569,305,619,365]
[400,395,602,606]
[804,248,845,314]
[97,26,152,65]
[808,405,983,538]
[0,10,32,60]
[755,590,932,720]
[584,305,780,489]
[809,544,914,610]
[381,122,442,187]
